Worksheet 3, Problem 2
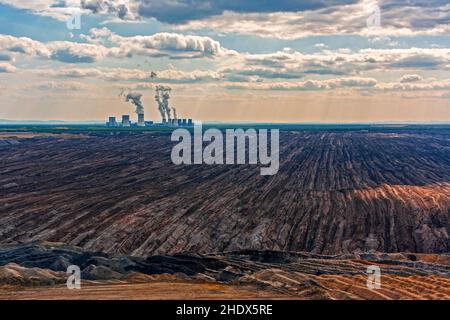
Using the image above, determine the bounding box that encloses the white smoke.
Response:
[172,107,177,120]
[155,85,172,122]
[125,92,144,114]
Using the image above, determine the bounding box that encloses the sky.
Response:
[0,0,449,123]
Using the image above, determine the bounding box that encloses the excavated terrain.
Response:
[0,129,449,256]
[0,242,449,300]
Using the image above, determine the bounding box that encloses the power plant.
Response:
[137,113,145,127]
[107,86,193,128]
[121,115,130,127]
[108,117,117,127]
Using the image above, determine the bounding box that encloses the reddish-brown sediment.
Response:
[2,274,448,300]
[0,282,293,300]
[0,242,448,299]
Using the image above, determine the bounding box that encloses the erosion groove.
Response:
[0,131,449,255]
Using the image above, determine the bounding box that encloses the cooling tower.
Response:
[138,113,145,127]
[122,115,130,127]
[108,117,117,127]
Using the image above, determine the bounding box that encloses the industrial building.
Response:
[107,117,117,127]
[138,113,145,127]
[107,114,193,128]
[121,115,130,127]
[107,87,194,128]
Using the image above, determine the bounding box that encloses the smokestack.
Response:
[188,119,193,126]
[122,115,130,127]
[138,113,145,127]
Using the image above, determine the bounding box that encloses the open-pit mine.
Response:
[0,126,449,299]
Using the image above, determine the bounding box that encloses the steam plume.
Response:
[125,92,144,115]
[155,85,172,122]
[172,107,177,120]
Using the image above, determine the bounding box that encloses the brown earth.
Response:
[0,130,449,255]
[0,132,86,139]
[0,282,292,300]
[0,242,448,300]
[1,271,449,300]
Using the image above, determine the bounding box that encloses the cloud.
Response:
[0,0,86,21]
[389,54,448,69]
[81,0,136,19]
[225,77,378,91]
[223,76,450,98]
[0,30,233,65]
[84,28,234,58]
[2,0,356,24]
[29,50,435,85]
[379,79,450,91]
[32,66,223,83]
[314,43,328,49]
[0,35,108,63]
[4,1,450,40]
[400,74,423,83]
[48,42,108,63]
[134,0,355,23]
[229,68,304,79]
[0,0,134,22]
[0,35,50,57]
[31,80,92,91]
[220,48,450,81]
[172,0,450,39]
[0,53,12,61]
[14,63,450,102]
[440,92,450,99]
[0,62,16,73]
[3,30,450,83]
